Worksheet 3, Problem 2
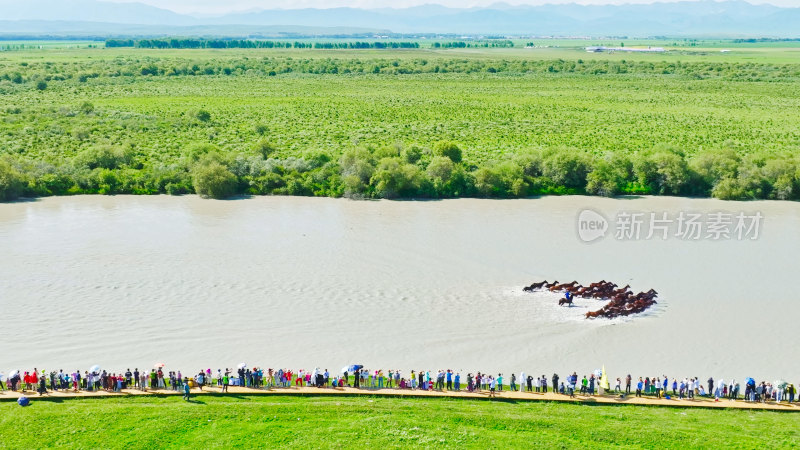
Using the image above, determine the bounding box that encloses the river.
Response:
[1,195,797,381]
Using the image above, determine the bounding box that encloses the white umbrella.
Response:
[775,380,788,389]
[154,362,166,369]
[0,372,5,381]
[341,366,349,373]
[237,363,247,370]
[9,370,19,378]
[89,365,101,374]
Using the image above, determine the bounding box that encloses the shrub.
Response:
[711,178,746,200]
[434,141,462,163]
[587,159,625,197]
[249,172,285,194]
[93,168,120,194]
[374,145,400,159]
[80,102,95,114]
[515,150,543,177]
[0,159,25,201]
[254,123,269,135]
[253,139,276,159]
[194,109,212,122]
[339,148,375,185]
[427,156,454,185]
[541,149,590,190]
[75,146,130,170]
[494,160,528,197]
[192,163,238,199]
[632,149,688,195]
[762,157,799,200]
[183,143,220,164]
[402,145,424,164]
[370,157,427,198]
[72,127,91,141]
[473,167,502,197]
[342,174,368,198]
[689,148,740,194]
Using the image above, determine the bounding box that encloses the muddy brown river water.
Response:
[1,195,797,381]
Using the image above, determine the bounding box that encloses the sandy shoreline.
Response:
[1,385,797,412]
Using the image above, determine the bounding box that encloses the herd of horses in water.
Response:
[523,280,658,319]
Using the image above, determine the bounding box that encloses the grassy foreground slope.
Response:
[0,395,797,448]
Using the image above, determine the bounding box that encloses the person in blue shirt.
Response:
[454,373,461,391]
[636,378,644,397]
[568,372,578,398]
[561,291,573,306]
[446,370,453,390]
[183,378,191,401]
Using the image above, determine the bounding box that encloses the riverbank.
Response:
[1,394,798,449]
[1,385,797,412]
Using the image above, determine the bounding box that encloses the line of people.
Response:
[2,367,796,404]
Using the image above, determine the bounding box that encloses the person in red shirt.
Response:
[23,372,30,391]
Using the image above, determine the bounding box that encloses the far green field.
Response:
[0,395,797,448]
[4,38,800,63]
[3,37,800,59]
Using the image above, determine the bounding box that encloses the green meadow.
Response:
[1,42,799,200]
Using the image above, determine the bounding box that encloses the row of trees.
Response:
[2,142,798,201]
[106,38,516,50]
[309,42,420,49]
[433,40,515,48]
[733,38,800,43]
[108,39,423,49]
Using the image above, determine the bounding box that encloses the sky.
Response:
[104,0,800,15]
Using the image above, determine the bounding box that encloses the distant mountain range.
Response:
[0,0,798,37]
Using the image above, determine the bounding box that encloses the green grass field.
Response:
[10,73,800,162]
[1,43,800,200]
[4,43,799,165]
[0,395,797,448]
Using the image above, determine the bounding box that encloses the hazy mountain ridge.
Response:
[0,0,195,25]
[0,0,798,37]
[0,21,386,38]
